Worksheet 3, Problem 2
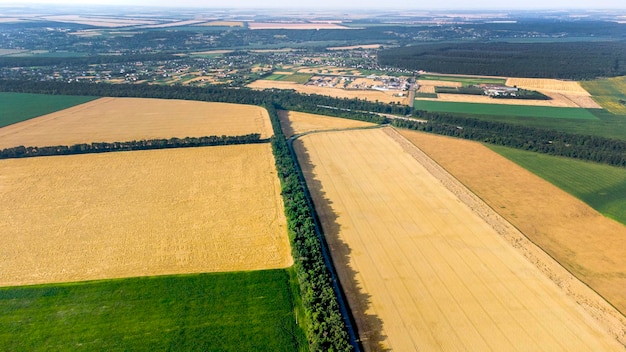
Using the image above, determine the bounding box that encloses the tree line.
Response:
[267,103,354,351]
[378,41,626,80]
[393,112,626,166]
[0,134,264,159]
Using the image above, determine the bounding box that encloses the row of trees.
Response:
[267,103,354,351]
[0,134,263,159]
[393,112,626,166]
[378,41,626,80]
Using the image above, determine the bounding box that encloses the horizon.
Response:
[1,0,626,11]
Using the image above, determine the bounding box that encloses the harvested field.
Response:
[416,79,462,88]
[247,80,408,105]
[419,92,586,107]
[506,78,590,94]
[0,144,291,286]
[0,97,273,149]
[277,110,375,138]
[398,129,626,324]
[327,44,382,50]
[200,21,244,27]
[295,128,623,351]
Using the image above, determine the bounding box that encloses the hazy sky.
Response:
[3,0,626,9]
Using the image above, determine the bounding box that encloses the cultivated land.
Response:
[0,270,304,351]
[0,92,97,128]
[413,100,599,119]
[247,80,408,105]
[398,129,626,319]
[582,76,626,115]
[294,127,623,351]
[0,144,291,286]
[0,97,273,149]
[488,145,626,224]
[278,110,375,138]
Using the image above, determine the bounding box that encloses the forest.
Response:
[378,41,626,80]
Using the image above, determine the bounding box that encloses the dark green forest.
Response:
[379,41,626,79]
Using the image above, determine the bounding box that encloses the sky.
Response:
[2,0,625,10]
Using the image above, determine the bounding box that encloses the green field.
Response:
[489,145,626,225]
[0,270,306,351]
[0,93,98,128]
[414,100,599,120]
[418,74,506,86]
[265,73,313,84]
[581,76,626,115]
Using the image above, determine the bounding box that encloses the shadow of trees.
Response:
[293,138,389,352]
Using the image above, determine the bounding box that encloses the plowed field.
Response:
[294,128,623,351]
[0,97,273,149]
[0,144,291,286]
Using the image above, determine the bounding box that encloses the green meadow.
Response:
[0,270,306,352]
[0,92,98,128]
[413,100,599,120]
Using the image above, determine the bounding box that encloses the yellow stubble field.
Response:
[0,97,273,149]
[0,144,291,287]
[398,129,626,319]
[294,127,623,351]
[277,110,375,138]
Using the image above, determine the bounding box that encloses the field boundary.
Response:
[384,127,626,346]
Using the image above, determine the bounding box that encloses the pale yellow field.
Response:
[247,80,408,105]
[506,77,590,94]
[419,92,586,107]
[0,97,273,149]
[278,110,375,138]
[200,21,244,27]
[416,79,463,88]
[0,144,291,286]
[248,22,349,30]
[294,128,623,351]
[327,44,382,50]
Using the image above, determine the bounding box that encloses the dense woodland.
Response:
[394,112,626,167]
[379,41,626,80]
[0,134,263,159]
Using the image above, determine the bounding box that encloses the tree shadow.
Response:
[293,139,389,352]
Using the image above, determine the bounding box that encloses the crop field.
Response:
[264,73,313,84]
[247,79,408,105]
[0,144,291,286]
[581,76,626,115]
[248,22,350,30]
[399,129,626,318]
[413,100,599,119]
[0,270,305,351]
[506,77,590,93]
[0,92,97,128]
[0,97,273,149]
[488,145,626,224]
[277,110,375,138]
[294,127,623,351]
[418,74,506,86]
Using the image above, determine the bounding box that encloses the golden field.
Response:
[294,127,623,351]
[0,144,291,286]
[506,77,590,93]
[399,129,626,319]
[0,97,273,149]
[278,110,375,138]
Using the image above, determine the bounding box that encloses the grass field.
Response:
[0,93,97,128]
[488,145,626,225]
[0,144,291,286]
[264,73,313,84]
[0,270,305,351]
[294,127,623,351]
[413,100,599,119]
[418,74,506,86]
[581,76,626,115]
[0,97,273,149]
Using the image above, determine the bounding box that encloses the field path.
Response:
[294,128,623,351]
